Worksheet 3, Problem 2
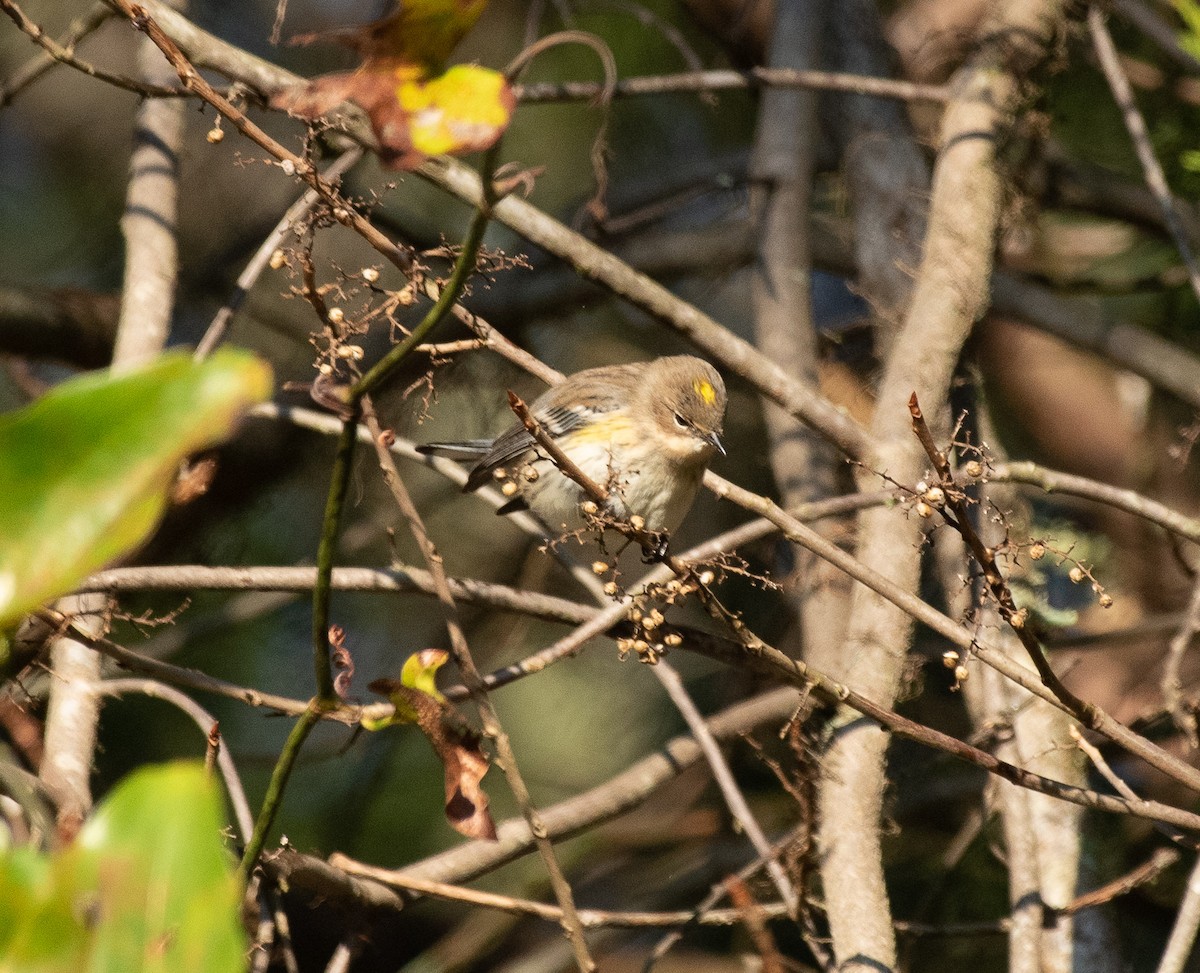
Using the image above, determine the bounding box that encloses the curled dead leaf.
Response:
[367,668,497,841]
[272,61,514,170]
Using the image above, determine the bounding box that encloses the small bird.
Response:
[418,356,727,536]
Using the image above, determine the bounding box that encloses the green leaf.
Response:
[0,762,246,973]
[0,349,272,629]
[1181,148,1200,173]
[288,0,491,73]
[1175,0,1200,59]
[0,848,86,972]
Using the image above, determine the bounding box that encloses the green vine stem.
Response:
[311,414,360,704]
[237,703,322,881]
[238,144,502,879]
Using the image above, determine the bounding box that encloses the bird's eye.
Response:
[674,412,690,429]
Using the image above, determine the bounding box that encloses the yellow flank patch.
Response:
[568,414,637,443]
[693,379,716,406]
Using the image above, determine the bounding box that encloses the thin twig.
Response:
[286,161,498,875]
[438,296,564,386]
[99,0,872,458]
[271,392,1200,799]
[644,824,816,970]
[344,859,801,927]
[703,467,1200,796]
[238,703,322,882]
[63,587,1200,834]
[909,394,1097,723]
[107,0,412,274]
[1088,4,1200,304]
[1066,847,1180,914]
[652,659,799,916]
[279,842,1174,932]
[992,460,1200,544]
[294,689,802,886]
[1071,725,1194,848]
[422,155,870,459]
[350,199,491,399]
[274,391,610,594]
[97,678,253,840]
[1163,576,1200,747]
[360,398,597,971]
[505,31,616,219]
[313,655,1198,895]
[274,379,1200,817]
[229,138,497,881]
[1157,852,1200,973]
[81,563,600,626]
[0,0,181,101]
[724,878,786,973]
[505,392,754,645]
[0,1,112,106]
[311,417,358,703]
[414,338,487,356]
[675,627,1200,833]
[506,390,610,501]
[195,147,365,360]
[512,65,950,104]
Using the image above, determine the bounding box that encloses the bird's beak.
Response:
[707,431,726,456]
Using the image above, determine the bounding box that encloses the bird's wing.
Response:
[463,402,609,492]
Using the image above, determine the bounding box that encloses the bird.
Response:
[417,355,727,538]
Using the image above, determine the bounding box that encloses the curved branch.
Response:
[992,460,1200,544]
[97,678,254,841]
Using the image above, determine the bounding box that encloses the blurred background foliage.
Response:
[6,0,1200,969]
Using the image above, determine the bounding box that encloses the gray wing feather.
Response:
[463,402,610,492]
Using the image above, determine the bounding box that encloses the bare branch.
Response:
[97,678,254,841]
[360,399,596,970]
[195,148,365,361]
[106,0,412,274]
[652,659,799,916]
[512,66,949,104]
[1163,577,1200,747]
[0,2,113,106]
[1089,4,1200,304]
[0,0,180,101]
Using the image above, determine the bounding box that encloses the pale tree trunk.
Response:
[38,1,185,839]
[750,0,850,674]
[817,3,1067,969]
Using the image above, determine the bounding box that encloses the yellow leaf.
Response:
[362,649,450,729]
[397,65,514,158]
[401,648,450,703]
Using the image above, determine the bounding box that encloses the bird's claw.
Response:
[640,531,670,563]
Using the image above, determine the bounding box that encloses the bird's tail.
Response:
[415,440,492,461]
[417,441,498,495]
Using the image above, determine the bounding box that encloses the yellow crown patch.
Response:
[693,379,717,406]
